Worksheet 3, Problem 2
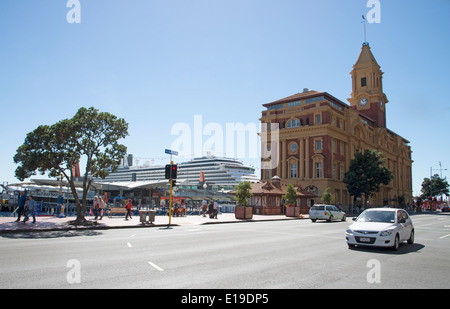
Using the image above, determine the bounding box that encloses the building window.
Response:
[315,114,321,124]
[305,96,325,104]
[289,142,298,152]
[290,163,297,178]
[287,100,302,107]
[315,139,322,151]
[266,169,271,180]
[267,104,283,110]
[315,162,323,178]
[287,119,300,128]
[340,165,344,181]
[361,77,367,87]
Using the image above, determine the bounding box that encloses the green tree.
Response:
[283,183,298,206]
[14,107,128,225]
[322,187,334,205]
[420,174,449,200]
[343,149,393,205]
[234,181,253,206]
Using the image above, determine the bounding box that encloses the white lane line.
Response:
[127,242,132,248]
[439,234,450,239]
[148,261,164,272]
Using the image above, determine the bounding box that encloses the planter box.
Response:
[285,206,301,217]
[235,206,253,219]
[261,207,282,215]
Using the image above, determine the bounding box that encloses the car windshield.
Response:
[311,206,324,211]
[357,210,395,223]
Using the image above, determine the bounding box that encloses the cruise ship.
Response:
[96,154,259,189]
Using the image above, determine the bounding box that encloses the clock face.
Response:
[359,97,368,106]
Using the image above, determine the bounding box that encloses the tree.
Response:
[420,174,449,200]
[343,149,393,205]
[322,187,334,205]
[14,107,129,225]
[283,183,298,206]
[234,181,253,206]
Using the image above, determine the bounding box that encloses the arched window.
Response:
[286,119,300,128]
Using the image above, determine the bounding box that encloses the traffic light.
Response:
[171,164,177,179]
[165,164,178,179]
[165,164,171,179]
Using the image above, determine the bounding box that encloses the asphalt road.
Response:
[1,212,449,289]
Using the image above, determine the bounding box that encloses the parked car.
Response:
[441,206,450,212]
[309,204,346,222]
[346,208,414,251]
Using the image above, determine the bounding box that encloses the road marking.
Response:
[439,234,450,239]
[186,229,203,232]
[127,242,132,248]
[148,261,164,272]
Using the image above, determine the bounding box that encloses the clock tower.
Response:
[348,43,388,128]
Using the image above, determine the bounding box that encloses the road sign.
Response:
[165,149,178,156]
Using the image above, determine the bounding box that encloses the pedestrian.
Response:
[213,200,219,219]
[15,191,27,222]
[125,199,133,220]
[23,195,37,223]
[201,199,207,217]
[93,196,100,219]
[98,196,105,220]
[208,200,214,218]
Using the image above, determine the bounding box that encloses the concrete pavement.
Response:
[0,212,308,234]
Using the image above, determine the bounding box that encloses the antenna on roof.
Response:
[362,15,368,46]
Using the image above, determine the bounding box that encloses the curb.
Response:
[0,216,307,235]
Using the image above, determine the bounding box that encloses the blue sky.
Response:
[1,0,449,197]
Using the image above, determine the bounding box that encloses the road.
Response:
[0,212,449,289]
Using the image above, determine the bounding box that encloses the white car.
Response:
[309,204,346,222]
[346,208,414,251]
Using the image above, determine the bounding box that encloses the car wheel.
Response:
[311,219,316,222]
[407,230,414,245]
[341,215,346,221]
[391,234,400,251]
[327,215,333,222]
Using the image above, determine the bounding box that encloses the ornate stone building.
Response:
[260,43,413,206]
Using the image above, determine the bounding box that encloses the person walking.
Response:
[23,195,37,223]
[213,200,219,219]
[125,199,133,220]
[15,191,27,222]
[208,200,214,218]
[98,196,105,220]
[92,196,99,219]
[201,199,207,217]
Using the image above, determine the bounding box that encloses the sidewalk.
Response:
[0,213,308,234]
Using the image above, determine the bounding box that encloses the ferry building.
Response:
[260,43,413,207]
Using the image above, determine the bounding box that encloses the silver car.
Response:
[309,204,346,222]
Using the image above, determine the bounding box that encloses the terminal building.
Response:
[260,43,413,207]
